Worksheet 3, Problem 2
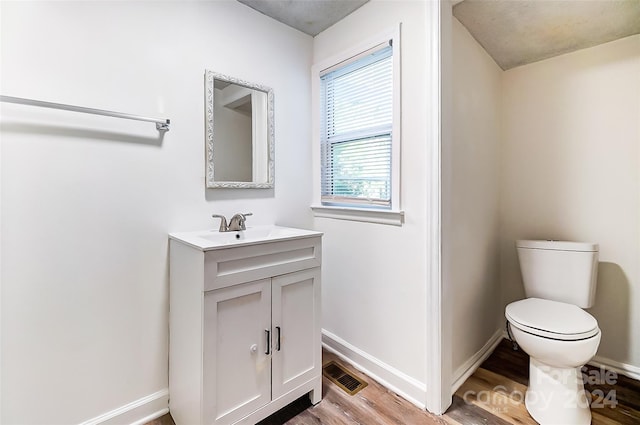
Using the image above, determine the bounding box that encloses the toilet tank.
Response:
[516,240,599,308]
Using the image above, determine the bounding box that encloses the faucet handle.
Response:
[211,214,228,232]
[239,212,253,227]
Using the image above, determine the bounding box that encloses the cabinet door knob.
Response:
[250,344,258,353]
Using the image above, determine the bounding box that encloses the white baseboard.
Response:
[321,329,427,409]
[79,389,169,425]
[451,328,504,395]
[590,355,640,381]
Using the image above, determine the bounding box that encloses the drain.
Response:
[322,361,368,395]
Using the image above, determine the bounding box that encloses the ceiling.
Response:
[237,0,369,36]
[453,0,640,70]
[237,0,640,70]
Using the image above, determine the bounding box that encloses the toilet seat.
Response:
[506,298,599,341]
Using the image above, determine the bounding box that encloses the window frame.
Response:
[311,25,403,226]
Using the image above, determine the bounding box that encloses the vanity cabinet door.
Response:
[203,279,272,425]
[271,268,321,400]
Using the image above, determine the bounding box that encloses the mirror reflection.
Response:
[205,70,274,188]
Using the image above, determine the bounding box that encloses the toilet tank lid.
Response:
[516,240,598,252]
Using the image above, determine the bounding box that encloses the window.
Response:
[312,27,402,225]
[320,44,393,208]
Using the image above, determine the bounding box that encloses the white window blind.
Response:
[320,43,393,208]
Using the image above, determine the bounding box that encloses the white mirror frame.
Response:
[205,70,275,188]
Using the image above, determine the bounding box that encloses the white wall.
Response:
[312,0,434,406]
[0,1,312,423]
[449,18,503,381]
[501,35,640,374]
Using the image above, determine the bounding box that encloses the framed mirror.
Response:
[205,70,274,188]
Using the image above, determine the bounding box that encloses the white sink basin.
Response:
[170,225,322,251]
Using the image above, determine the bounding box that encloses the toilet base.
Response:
[525,358,591,425]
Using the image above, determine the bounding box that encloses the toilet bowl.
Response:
[506,297,601,425]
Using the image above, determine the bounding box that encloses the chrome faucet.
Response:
[212,212,252,232]
[228,212,252,231]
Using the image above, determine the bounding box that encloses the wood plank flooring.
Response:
[149,339,640,424]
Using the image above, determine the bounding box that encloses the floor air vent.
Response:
[322,361,368,396]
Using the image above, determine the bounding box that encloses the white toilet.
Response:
[506,240,601,425]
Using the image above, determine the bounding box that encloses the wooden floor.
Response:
[149,339,640,424]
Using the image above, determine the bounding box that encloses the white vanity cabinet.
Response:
[169,227,322,425]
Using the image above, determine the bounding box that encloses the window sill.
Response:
[311,204,404,226]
